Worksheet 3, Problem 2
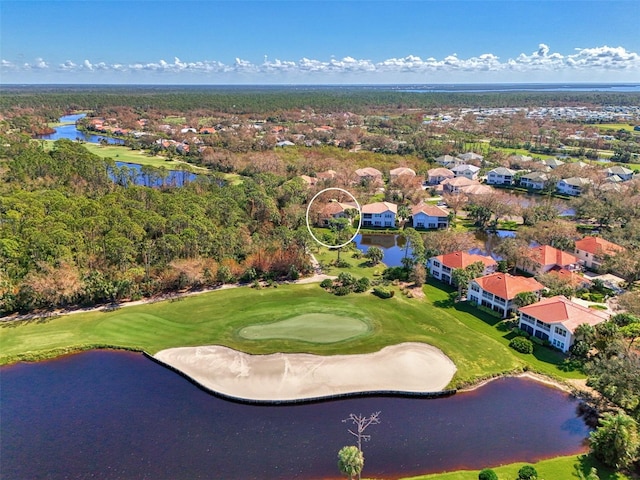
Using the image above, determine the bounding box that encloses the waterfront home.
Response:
[605,166,634,181]
[316,201,357,227]
[487,167,517,186]
[451,164,481,180]
[519,171,549,190]
[428,251,497,285]
[457,152,484,163]
[441,177,479,194]
[426,167,455,185]
[468,273,544,318]
[521,245,581,276]
[459,184,494,196]
[574,236,626,270]
[390,167,416,180]
[518,295,609,352]
[557,177,591,196]
[361,202,397,228]
[411,204,450,229]
[355,167,383,185]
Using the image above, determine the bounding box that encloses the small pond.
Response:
[0,350,589,480]
[354,233,409,267]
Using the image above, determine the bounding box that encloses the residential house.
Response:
[355,167,383,185]
[451,164,481,180]
[518,295,609,352]
[487,167,517,186]
[605,166,634,181]
[390,167,416,180]
[510,154,533,162]
[361,202,397,227]
[521,245,581,276]
[542,158,565,169]
[426,167,455,185]
[411,204,450,229]
[316,202,357,227]
[299,175,318,187]
[457,152,484,163]
[459,184,494,196]
[519,171,549,190]
[545,268,592,290]
[468,273,545,318]
[428,251,497,285]
[434,155,464,168]
[441,177,479,194]
[574,236,626,270]
[557,177,591,196]
[316,169,337,182]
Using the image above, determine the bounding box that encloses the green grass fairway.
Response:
[238,313,370,343]
[0,280,585,387]
[594,123,638,133]
[402,453,628,480]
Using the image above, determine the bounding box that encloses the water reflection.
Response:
[0,351,590,480]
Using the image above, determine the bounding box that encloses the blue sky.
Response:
[1,0,639,84]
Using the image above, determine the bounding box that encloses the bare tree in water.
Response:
[342,411,381,480]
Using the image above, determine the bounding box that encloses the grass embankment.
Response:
[403,453,629,480]
[314,247,385,279]
[0,279,584,386]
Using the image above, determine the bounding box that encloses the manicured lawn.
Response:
[81,143,206,170]
[238,313,370,343]
[0,277,584,386]
[594,123,638,133]
[402,453,629,480]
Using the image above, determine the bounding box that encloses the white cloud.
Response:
[3,45,639,82]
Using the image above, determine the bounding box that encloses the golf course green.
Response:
[0,281,584,388]
[238,313,370,343]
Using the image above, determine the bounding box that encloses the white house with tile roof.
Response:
[518,295,609,352]
[411,204,450,229]
[361,202,397,227]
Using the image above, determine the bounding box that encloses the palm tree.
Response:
[337,446,364,480]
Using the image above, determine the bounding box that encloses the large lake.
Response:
[39,114,125,145]
[1,350,589,480]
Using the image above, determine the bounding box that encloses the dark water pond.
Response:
[355,233,409,267]
[0,350,589,480]
[112,161,199,187]
[38,114,125,145]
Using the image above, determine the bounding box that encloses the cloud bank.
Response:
[2,44,639,83]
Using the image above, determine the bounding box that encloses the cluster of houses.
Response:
[426,153,637,197]
[314,199,450,230]
[427,236,626,353]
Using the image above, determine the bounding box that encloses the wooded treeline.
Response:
[2,86,640,115]
[0,136,313,314]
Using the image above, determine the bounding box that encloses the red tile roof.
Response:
[529,245,579,268]
[435,251,497,270]
[518,295,609,333]
[355,167,383,178]
[575,236,625,257]
[547,267,592,288]
[473,273,544,300]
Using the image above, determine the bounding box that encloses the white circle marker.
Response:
[305,187,362,249]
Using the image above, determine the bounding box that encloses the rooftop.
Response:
[473,273,544,300]
[433,251,497,270]
[518,295,609,333]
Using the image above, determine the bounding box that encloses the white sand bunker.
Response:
[154,343,457,402]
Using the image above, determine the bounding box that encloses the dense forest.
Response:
[0,136,313,313]
[2,85,640,116]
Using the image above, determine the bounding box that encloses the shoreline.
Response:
[153,342,458,403]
